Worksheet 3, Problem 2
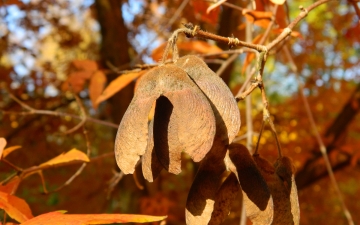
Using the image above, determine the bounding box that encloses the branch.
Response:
[283,45,354,225]
[3,91,118,129]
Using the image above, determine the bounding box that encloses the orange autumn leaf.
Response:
[62,71,94,93]
[21,211,167,225]
[39,149,89,168]
[177,41,224,55]
[0,137,6,158]
[191,0,220,25]
[2,146,22,159]
[0,176,21,195]
[152,41,225,62]
[72,60,98,72]
[89,70,107,109]
[95,71,145,106]
[243,10,273,28]
[0,191,33,223]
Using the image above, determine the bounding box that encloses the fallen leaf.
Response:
[0,176,21,195]
[89,70,107,109]
[0,191,33,223]
[2,146,22,159]
[39,149,89,168]
[0,137,6,158]
[21,211,167,225]
[95,71,145,107]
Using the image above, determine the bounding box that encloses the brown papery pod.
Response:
[115,65,216,174]
[253,154,300,225]
[274,157,300,225]
[208,172,240,225]
[185,136,228,225]
[175,55,241,143]
[141,119,163,182]
[226,144,273,225]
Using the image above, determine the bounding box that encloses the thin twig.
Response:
[47,100,91,193]
[283,45,354,225]
[266,0,334,51]
[216,53,239,76]
[2,158,23,172]
[63,92,87,134]
[4,91,118,128]
[107,170,124,199]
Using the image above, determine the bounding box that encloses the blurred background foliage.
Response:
[0,0,360,224]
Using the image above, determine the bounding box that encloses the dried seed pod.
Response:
[253,154,300,225]
[186,136,228,225]
[115,65,216,174]
[226,144,273,225]
[175,55,240,143]
[141,119,163,182]
[209,172,240,225]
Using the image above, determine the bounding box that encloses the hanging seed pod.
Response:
[208,172,240,225]
[175,55,241,144]
[185,136,228,225]
[115,65,216,174]
[226,143,274,225]
[141,119,163,182]
[253,154,300,225]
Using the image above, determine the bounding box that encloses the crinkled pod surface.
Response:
[115,65,216,174]
[175,55,240,143]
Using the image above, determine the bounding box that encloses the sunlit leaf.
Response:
[39,149,89,168]
[206,0,227,14]
[0,137,6,159]
[0,176,21,195]
[2,146,22,159]
[21,211,167,225]
[72,60,98,72]
[0,191,33,223]
[191,0,220,24]
[243,10,273,28]
[269,0,286,5]
[62,71,94,93]
[95,71,145,107]
[89,70,107,109]
[177,41,224,56]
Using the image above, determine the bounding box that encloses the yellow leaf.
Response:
[2,146,21,159]
[0,191,33,223]
[177,41,225,56]
[89,70,107,109]
[21,211,166,225]
[95,71,145,106]
[39,149,89,168]
[269,0,286,5]
[0,176,21,195]
[0,137,6,158]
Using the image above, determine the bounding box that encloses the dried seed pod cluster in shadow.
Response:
[114,55,299,225]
